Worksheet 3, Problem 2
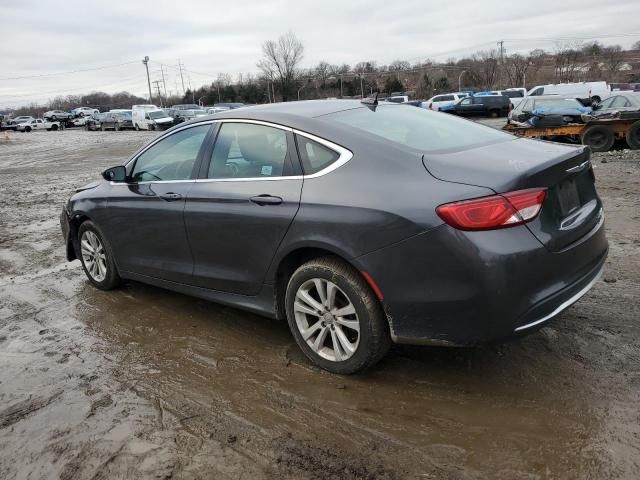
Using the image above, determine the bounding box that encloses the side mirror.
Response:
[102,165,127,182]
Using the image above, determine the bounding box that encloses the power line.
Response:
[0,60,139,81]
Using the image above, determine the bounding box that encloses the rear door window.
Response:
[296,136,340,175]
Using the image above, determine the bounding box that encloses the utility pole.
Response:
[339,74,343,98]
[360,72,364,98]
[142,56,153,103]
[160,65,168,98]
[152,80,163,107]
[497,40,505,88]
[178,59,186,95]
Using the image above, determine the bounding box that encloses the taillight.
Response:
[436,188,547,231]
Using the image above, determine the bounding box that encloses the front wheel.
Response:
[135,124,140,131]
[285,257,390,374]
[78,221,121,290]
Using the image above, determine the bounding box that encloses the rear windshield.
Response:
[328,105,511,152]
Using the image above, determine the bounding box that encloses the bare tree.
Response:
[601,45,626,82]
[554,42,584,82]
[472,50,499,89]
[632,40,640,51]
[388,60,411,72]
[504,54,529,87]
[315,61,331,88]
[257,31,304,101]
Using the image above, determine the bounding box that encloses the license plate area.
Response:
[557,178,581,216]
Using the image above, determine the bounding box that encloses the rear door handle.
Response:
[250,195,283,206]
[159,192,182,201]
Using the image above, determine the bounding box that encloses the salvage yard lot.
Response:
[1,127,639,479]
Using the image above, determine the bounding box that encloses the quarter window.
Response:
[130,125,210,182]
[296,136,340,175]
[208,123,290,179]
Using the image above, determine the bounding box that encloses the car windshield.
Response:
[532,98,582,109]
[328,104,512,152]
[193,109,207,116]
[149,111,168,119]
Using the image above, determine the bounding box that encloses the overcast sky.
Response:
[1,0,639,108]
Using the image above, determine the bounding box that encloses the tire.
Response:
[115,124,121,132]
[51,115,57,121]
[581,125,615,152]
[626,121,640,150]
[25,126,31,132]
[149,124,155,131]
[488,109,499,118]
[135,124,140,131]
[77,221,121,290]
[51,124,58,131]
[285,256,390,374]
[100,124,105,132]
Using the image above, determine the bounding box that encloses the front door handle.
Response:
[250,195,283,206]
[159,192,182,201]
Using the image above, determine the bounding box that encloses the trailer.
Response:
[503,117,640,152]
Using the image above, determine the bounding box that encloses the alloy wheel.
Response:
[80,230,107,282]
[293,278,360,362]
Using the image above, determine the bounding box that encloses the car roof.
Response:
[169,100,397,139]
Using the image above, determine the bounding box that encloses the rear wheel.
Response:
[25,126,31,132]
[115,123,121,131]
[100,124,105,132]
[581,125,614,152]
[135,124,140,131]
[488,109,499,118]
[51,124,58,131]
[77,221,121,290]
[626,121,640,150]
[285,257,390,374]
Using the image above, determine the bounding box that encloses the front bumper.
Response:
[356,218,608,346]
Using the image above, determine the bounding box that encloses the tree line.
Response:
[7,36,640,115]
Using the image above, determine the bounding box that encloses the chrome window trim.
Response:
[292,129,353,179]
[116,118,353,185]
[123,120,217,168]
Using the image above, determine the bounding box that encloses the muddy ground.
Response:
[0,126,639,480]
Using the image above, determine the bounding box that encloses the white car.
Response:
[16,118,61,132]
[72,107,99,117]
[43,110,73,120]
[422,93,468,111]
[206,106,230,114]
[526,82,610,103]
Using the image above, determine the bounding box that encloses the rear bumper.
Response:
[356,217,608,346]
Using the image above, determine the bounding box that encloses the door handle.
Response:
[250,195,283,206]
[159,192,182,201]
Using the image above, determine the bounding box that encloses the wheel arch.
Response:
[66,213,91,261]
[271,243,377,322]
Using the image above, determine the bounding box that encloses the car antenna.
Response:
[361,92,378,111]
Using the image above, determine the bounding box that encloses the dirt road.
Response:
[1,128,639,479]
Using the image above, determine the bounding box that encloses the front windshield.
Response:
[149,111,169,120]
[193,109,207,116]
[329,104,512,152]
[533,98,582,109]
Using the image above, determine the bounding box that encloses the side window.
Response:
[460,98,472,105]
[530,87,544,96]
[131,125,210,182]
[208,123,289,179]
[599,97,615,109]
[433,96,444,102]
[611,96,629,108]
[296,136,340,175]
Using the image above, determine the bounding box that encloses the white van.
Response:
[526,82,610,102]
[132,105,173,131]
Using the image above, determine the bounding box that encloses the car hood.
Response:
[75,180,101,193]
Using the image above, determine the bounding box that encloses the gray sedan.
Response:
[60,100,608,374]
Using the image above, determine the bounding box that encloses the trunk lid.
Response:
[423,138,602,252]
